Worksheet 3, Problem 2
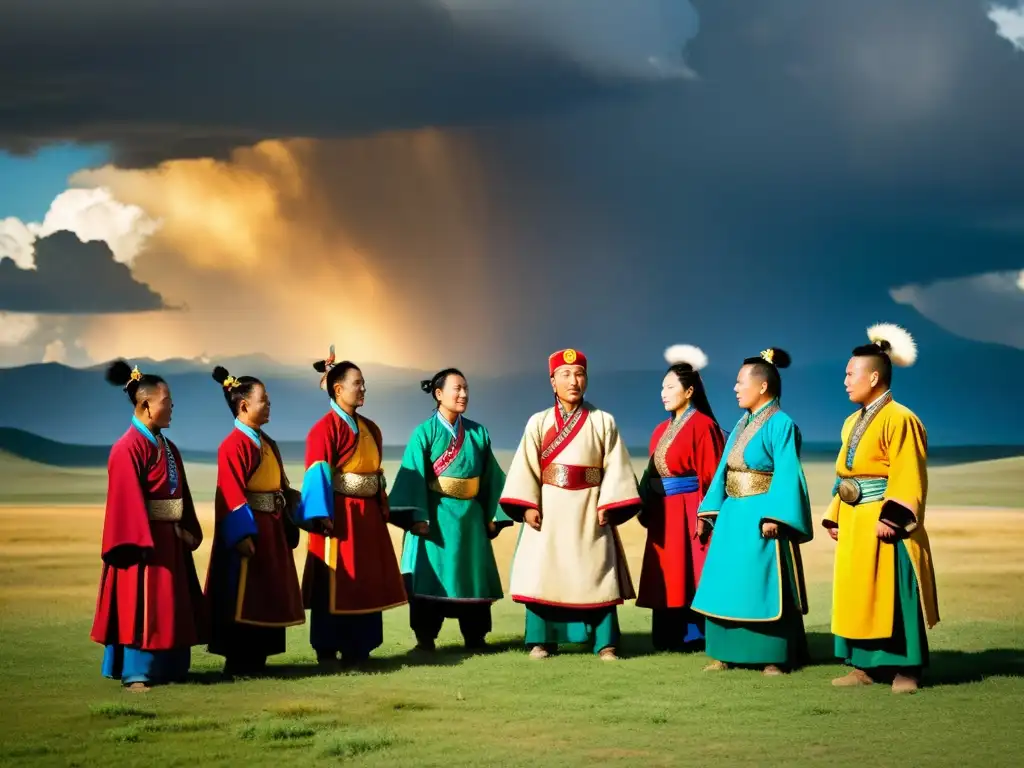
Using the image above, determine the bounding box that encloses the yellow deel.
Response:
[824,401,939,639]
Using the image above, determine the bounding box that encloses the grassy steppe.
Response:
[0,455,1022,766]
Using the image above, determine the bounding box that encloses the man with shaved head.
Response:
[823,324,940,694]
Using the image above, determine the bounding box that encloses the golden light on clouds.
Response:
[68,129,500,371]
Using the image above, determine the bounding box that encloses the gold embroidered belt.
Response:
[428,476,480,500]
[146,498,183,522]
[332,471,381,498]
[246,490,285,513]
[541,463,603,490]
[725,469,772,498]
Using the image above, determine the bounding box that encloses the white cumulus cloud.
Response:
[0,217,37,269]
[0,312,39,347]
[988,2,1024,52]
[42,339,68,363]
[890,269,1024,349]
[0,187,160,270]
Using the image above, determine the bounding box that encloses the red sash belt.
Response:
[541,463,603,490]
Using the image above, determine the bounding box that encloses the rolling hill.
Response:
[1,340,1022,451]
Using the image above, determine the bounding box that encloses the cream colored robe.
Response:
[500,403,641,607]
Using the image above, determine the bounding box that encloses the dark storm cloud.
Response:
[0,0,699,166]
[3,0,1021,365]
[0,232,166,313]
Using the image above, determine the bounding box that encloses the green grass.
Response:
[0,458,1023,765]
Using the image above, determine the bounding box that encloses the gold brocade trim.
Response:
[541,405,585,462]
[233,558,306,628]
[725,469,772,498]
[844,392,893,470]
[726,402,779,472]
[332,471,381,497]
[653,409,696,478]
[147,498,183,522]
[428,476,480,500]
[246,490,284,513]
[541,464,603,489]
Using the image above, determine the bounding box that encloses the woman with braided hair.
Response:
[690,347,814,675]
[203,366,305,678]
[90,361,206,691]
[388,368,513,651]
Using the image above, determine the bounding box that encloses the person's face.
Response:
[661,372,694,413]
[333,367,366,409]
[438,374,469,414]
[734,365,768,411]
[551,365,587,405]
[844,356,879,405]
[142,383,173,429]
[239,383,271,426]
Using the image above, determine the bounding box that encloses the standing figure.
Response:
[691,347,813,676]
[293,347,407,665]
[204,366,305,677]
[499,349,641,661]
[637,344,725,652]
[388,368,513,651]
[825,324,939,694]
[90,361,206,691]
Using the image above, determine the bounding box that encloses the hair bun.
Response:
[212,365,230,384]
[770,348,792,369]
[105,360,133,387]
[420,379,433,394]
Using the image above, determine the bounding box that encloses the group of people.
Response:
[89,323,939,695]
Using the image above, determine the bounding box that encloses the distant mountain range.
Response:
[1,342,1021,451]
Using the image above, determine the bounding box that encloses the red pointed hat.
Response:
[548,348,587,376]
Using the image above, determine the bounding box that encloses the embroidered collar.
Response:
[673,406,694,424]
[435,410,462,438]
[863,389,892,413]
[131,415,159,446]
[745,398,778,426]
[330,400,358,434]
[234,418,262,447]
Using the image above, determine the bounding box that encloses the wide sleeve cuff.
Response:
[222,504,258,548]
[294,461,334,529]
[880,499,917,534]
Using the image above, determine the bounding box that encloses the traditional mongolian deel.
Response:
[637,407,725,648]
[691,400,813,667]
[824,394,938,669]
[204,420,305,670]
[90,417,207,685]
[294,401,407,660]
[500,395,641,652]
[388,412,513,644]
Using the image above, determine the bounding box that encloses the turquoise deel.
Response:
[835,539,929,669]
[389,417,509,601]
[691,402,814,622]
[703,543,809,665]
